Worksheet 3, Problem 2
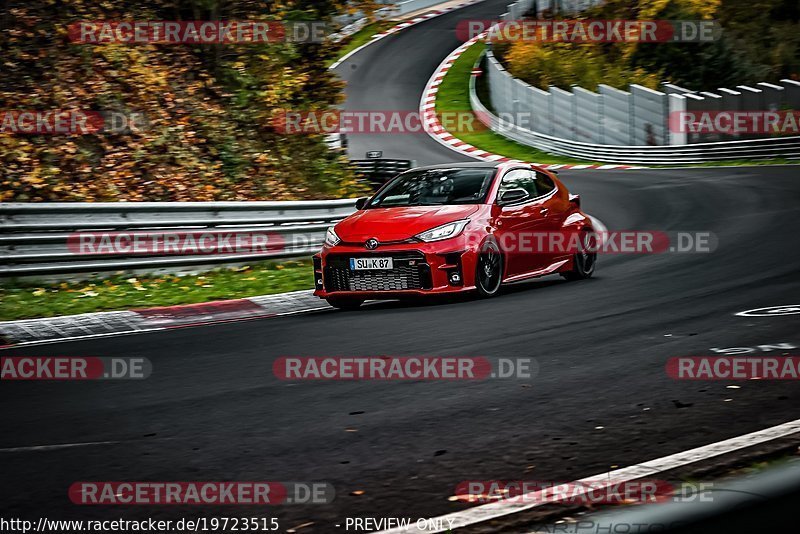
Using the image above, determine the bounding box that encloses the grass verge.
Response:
[435,41,595,165]
[438,42,798,168]
[0,259,314,321]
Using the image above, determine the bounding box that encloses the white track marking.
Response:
[330,36,386,70]
[0,441,122,452]
[736,305,800,317]
[375,418,800,533]
[1,327,166,350]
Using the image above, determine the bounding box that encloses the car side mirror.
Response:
[355,197,369,210]
[498,188,529,205]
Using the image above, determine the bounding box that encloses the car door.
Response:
[534,171,571,262]
[494,169,548,276]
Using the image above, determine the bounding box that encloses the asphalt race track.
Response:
[2,1,800,532]
[336,0,514,163]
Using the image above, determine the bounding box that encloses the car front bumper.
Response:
[313,241,479,299]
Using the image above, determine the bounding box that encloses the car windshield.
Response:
[367,168,495,208]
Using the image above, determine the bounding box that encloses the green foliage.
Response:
[502,0,799,92]
[713,0,800,82]
[628,0,775,89]
[504,41,660,90]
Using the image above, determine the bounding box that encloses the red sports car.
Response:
[313,162,597,309]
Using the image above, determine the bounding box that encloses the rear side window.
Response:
[535,172,555,195]
[499,169,538,198]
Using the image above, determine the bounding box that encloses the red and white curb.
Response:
[0,219,610,348]
[420,37,645,170]
[330,0,484,69]
[0,290,330,348]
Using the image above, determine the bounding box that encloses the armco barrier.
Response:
[0,200,358,277]
[474,0,800,160]
[387,0,453,16]
[471,60,800,164]
[483,47,800,154]
[333,0,465,37]
[351,159,416,183]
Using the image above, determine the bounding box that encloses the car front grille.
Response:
[324,252,432,292]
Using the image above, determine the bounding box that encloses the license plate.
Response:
[350,257,393,270]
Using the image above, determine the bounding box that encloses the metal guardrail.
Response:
[384,0,453,17]
[333,0,458,36]
[471,54,800,164]
[471,0,800,162]
[351,159,415,183]
[0,200,358,277]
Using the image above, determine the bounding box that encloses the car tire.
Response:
[562,229,597,281]
[326,297,364,310]
[475,240,503,298]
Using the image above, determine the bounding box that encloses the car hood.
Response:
[335,205,480,243]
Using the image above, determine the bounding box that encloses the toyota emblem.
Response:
[365,238,379,250]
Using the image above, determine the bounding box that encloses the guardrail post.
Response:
[550,86,575,140]
[598,90,605,145]
[699,91,724,141]
[667,94,687,145]
[598,84,632,145]
[631,84,668,146]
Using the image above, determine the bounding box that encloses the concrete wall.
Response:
[485,48,800,146]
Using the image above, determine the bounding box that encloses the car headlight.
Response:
[415,219,469,242]
[325,226,340,247]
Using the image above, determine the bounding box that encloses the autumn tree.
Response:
[1,0,370,201]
